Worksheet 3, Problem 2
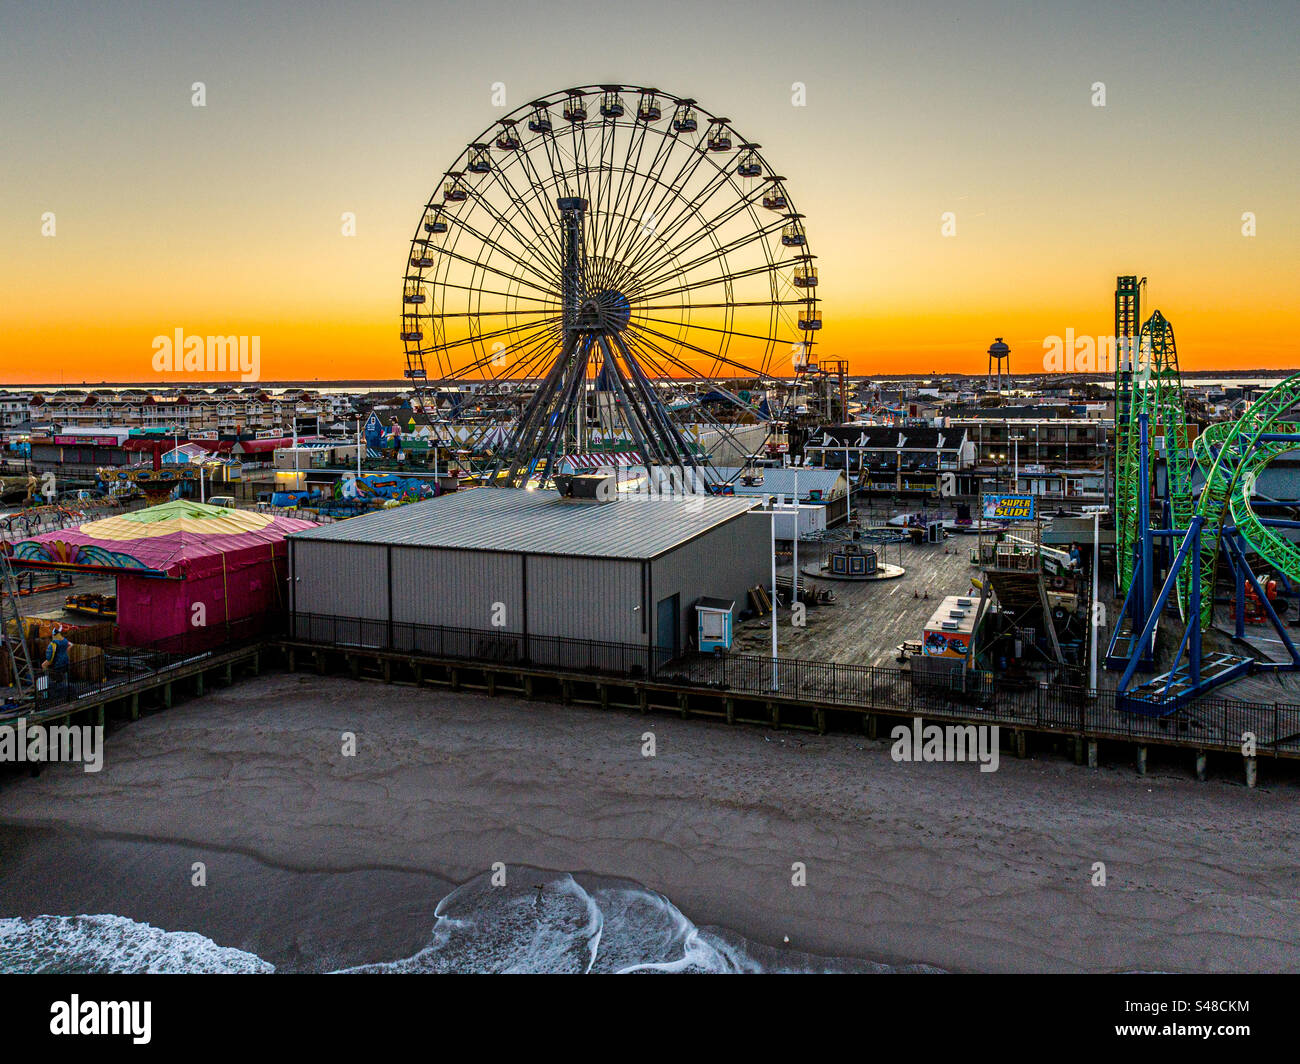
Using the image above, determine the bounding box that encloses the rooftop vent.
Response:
[553,473,616,503]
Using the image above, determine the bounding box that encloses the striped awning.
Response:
[558,450,644,470]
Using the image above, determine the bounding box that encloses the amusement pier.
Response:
[4,87,1300,789]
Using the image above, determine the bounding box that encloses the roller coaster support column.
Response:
[1119,514,1204,694]
[1221,532,1300,669]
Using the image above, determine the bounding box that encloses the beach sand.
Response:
[1,671,1298,972]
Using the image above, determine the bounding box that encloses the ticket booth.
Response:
[695,597,735,653]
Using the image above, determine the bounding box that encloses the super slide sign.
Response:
[982,494,1036,521]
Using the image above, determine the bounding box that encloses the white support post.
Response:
[770,498,779,692]
[845,445,852,522]
[1090,508,1100,691]
[791,471,799,626]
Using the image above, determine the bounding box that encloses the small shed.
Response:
[695,597,735,653]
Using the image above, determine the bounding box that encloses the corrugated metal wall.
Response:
[525,554,642,643]
[291,514,764,652]
[391,546,523,631]
[293,541,388,619]
[650,511,770,647]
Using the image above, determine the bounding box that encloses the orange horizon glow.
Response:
[4,3,1297,387]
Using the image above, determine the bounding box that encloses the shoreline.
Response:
[2,672,1298,973]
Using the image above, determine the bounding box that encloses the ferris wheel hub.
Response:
[575,289,632,333]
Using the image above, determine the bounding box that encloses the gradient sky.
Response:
[3,0,1298,384]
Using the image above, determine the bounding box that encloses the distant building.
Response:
[805,425,975,497]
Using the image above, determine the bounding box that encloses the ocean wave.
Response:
[0,914,274,974]
[0,871,937,974]
[338,869,931,974]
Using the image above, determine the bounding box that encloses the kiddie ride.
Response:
[1106,310,1300,714]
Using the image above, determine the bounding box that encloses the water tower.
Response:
[987,337,1011,394]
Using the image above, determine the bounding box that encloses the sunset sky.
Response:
[3,0,1297,385]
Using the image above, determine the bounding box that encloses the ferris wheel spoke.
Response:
[643,143,764,242]
[589,119,619,257]
[611,138,717,277]
[619,164,742,277]
[423,243,558,301]
[633,260,800,304]
[626,319,773,381]
[626,188,767,289]
[601,135,709,274]
[418,276,560,306]
[449,195,559,288]
[632,312,789,349]
[624,339,774,469]
[597,129,682,269]
[480,152,566,269]
[425,306,561,321]
[631,217,788,298]
[635,298,809,313]
[436,322,565,392]
[472,167,568,280]
[626,189,780,294]
[596,119,652,270]
[444,211,563,294]
[464,321,567,389]
[427,313,564,360]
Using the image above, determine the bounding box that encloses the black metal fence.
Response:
[288,612,1300,756]
[11,614,275,719]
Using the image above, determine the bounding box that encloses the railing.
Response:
[286,612,1300,755]
[9,614,277,719]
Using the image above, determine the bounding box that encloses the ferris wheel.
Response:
[401,83,822,487]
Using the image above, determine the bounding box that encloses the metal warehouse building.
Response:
[288,486,769,665]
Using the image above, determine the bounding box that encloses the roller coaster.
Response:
[1106,291,1300,712]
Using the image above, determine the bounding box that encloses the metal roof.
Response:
[703,466,846,498]
[289,486,761,560]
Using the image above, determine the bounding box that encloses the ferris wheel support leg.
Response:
[494,332,581,486]
[593,336,663,472]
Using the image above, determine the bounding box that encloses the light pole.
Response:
[1010,435,1025,492]
[770,495,779,691]
[844,444,852,522]
[1090,507,1101,692]
[791,470,799,626]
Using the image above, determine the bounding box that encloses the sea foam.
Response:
[0,914,274,974]
[0,871,938,974]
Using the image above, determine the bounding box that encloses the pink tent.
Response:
[12,500,317,647]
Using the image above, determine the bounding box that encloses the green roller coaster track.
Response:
[1116,312,1194,614]
[1116,312,1300,630]
[1191,379,1300,628]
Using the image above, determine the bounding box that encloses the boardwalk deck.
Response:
[729,537,976,667]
